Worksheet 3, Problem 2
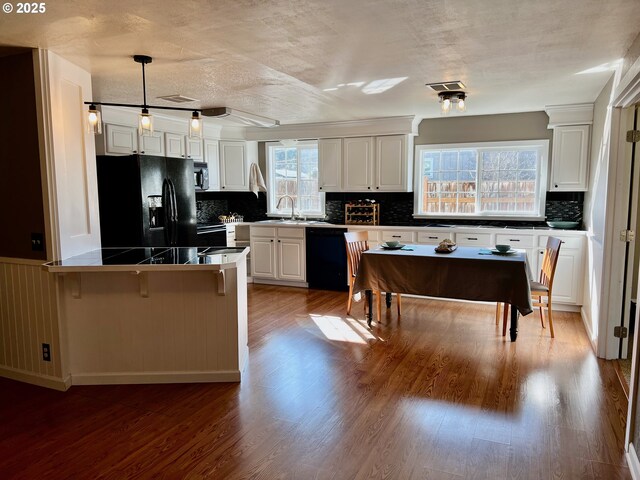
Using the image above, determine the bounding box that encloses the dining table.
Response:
[352,244,533,341]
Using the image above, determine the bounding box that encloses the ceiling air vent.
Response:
[425,81,466,92]
[156,94,198,103]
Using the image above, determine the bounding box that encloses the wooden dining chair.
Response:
[496,236,562,337]
[344,231,401,320]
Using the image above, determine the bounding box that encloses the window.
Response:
[266,141,325,217]
[414,140,549,219]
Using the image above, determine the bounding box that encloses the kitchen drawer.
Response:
[455,233,492,246]
[417,231,455,244]
[538,235,583,249]
[251,226,276,237]
[277,227,305,238]
[381,230,415,243]
[496,234,534,248]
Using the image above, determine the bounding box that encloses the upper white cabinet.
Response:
[186,137,204,160]
[318,138,342,192]
[343,137,375,191]
[104,124,138,155]
[138,131,165,156]
[220,141,250,191]
[545,103,593,192]
[323,135,413,192]
[550,125,590,191]
[165,132,186,158]
[376,135,412,191]
[204,139,220,191]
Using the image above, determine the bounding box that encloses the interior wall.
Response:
[415,111,553,146]
[582,74,616,351]
[0,52,46,260]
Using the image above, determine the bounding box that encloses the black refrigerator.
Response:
[96,155,196,247]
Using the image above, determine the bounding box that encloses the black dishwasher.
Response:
[306,227,349,291]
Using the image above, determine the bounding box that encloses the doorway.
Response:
[618,105,640,394]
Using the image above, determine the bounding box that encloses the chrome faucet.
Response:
[276,195,296,220]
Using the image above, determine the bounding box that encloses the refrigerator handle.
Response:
[169,179,178,245]
[162,179,172,246]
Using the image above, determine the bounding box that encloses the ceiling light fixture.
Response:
[438,91,467,115]
[85,55,280,137]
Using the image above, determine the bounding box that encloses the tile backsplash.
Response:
[197,191,584,227]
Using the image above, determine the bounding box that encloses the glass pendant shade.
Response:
[441,97,451,115]
[457,97,466,112]
[138,108,154,136]
[86,105,102,134]
[189,111,203,139]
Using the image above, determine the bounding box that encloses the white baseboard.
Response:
[580,307,598,353]
[627,443,640,480]
[70,370,241,385]
[0,365,71,391]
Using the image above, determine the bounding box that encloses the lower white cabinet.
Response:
[417,230,455,244]
[381,230,415,244]
[251,226,306,283]
[455,233,492,247]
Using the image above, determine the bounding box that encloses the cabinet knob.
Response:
[141,151,145,154]
[367,186,371,189]
[271,239,273,242]
[133,150,137,153]
[555,184,558,188]
[278,240,281,242]
[182,155,185,158]
[376,187,379,189]
[319,187,323,190]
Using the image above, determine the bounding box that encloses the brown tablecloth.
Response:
[353,245,533,316]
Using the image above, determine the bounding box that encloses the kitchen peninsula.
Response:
[44,247,249,385]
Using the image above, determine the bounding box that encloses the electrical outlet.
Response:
[31,233,44,251]
[42,343,51,362]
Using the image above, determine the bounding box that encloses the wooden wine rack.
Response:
[345,203,379,225]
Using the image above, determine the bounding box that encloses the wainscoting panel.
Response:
[0,259,62,382]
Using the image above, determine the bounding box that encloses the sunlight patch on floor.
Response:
[308,314,378,344]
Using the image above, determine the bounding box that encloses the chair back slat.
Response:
[344,231,369,277]
[539,236,562,289]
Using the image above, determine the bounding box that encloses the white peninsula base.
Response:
[48,248,249,386]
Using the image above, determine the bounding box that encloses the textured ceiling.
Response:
[0,0,639,125]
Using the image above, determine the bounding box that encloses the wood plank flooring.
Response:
[0,285,631,479]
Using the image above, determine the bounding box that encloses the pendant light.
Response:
[189,111,203,139]
[85,54,281,136]
[86,104,102,134]
[135,55,154,137]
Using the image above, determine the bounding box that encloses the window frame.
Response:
[265,140,325,218]
[413,140,549,220]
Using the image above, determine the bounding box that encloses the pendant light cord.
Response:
[141,61,147,108]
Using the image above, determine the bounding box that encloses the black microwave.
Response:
[194,162,209,191]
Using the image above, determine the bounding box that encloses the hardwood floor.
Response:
[0,285,631,479]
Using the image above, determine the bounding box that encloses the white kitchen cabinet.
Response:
[536,234,584,304]
[138,131,165,156]
[318,138,342,192]
[341,135,413,192]
[417,230,455,244]
[220,141,250,191]
[375,135,412,191]
[381,230,415,244]
[343,137,375,191]
[104,124,138,155]
[455,233,493,247]
[496,233,536,269]
[165,132,186,158]
[550,125,590,191]
[186,137,204,160]
[250,226,306,283]
[204,139,220,191]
